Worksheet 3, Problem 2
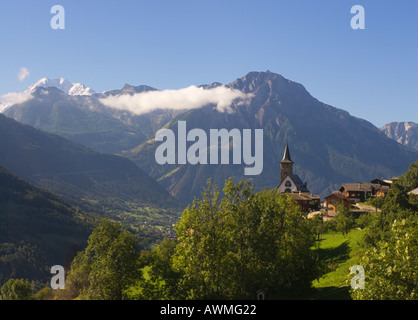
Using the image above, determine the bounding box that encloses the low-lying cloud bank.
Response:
[0,92,33,112]
[99,85,252,115]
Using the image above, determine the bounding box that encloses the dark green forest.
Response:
[0,166,95,287]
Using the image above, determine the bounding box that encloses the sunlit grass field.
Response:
[308,228,366,299]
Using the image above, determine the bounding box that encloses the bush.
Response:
[0,279,33,300]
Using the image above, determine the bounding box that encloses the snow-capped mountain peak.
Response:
[26,78,96,96]
[0,77,96,112]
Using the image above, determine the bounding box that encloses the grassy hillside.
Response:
[308,229,366,300]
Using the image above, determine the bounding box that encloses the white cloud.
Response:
[17,67,30,82]
[0,91,33,112]
[99,85,253,115]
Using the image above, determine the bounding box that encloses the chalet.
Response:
[376,185,390,197]
[370,178,392,187]
[287,192,321,212]
[338,183,382,202]
[277,143,320,212]
[324,191,354,214]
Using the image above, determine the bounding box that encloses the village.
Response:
[276,143,417,220]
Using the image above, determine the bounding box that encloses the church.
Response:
[277,143,320,212]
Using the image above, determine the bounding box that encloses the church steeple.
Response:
[281,143,293,163]
[280,143,294,185]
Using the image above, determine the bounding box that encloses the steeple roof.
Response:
[281,143,293,163]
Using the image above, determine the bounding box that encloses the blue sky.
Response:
[0,0,417,127]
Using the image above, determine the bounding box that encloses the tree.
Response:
[350,218,417,300]
[173,179,231,299]
[396,161,418,191]
[59,219,141,300]
[172,179,319,299]
[351,161,418,299]
[356,213,373,229]
[363,162,418,248]
[0,279,33,300]
[34,286,55,300]
[245,188,319,299]
[367,196,384,213]
[311,214,325,240]
[335,203,355,237]
[126,238,184,300]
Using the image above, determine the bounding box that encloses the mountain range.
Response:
[2,72,418,203]
[124,72,418,201]
[3,85,180,154]
[380,122,418,151]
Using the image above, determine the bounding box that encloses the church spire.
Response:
[281,143,293,163]
[280,143,294,185]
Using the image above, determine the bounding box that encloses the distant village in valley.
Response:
[276,144,417,220]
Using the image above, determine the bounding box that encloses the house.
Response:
[338,183,382,202]
[324,177,392,213]
[287,192,321,212]
[376,185,390,197]
[370,178,392,187]
[277,143,320,212]
[324,191,354,214]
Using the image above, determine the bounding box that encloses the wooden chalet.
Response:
[324,178,393,215]
[338,182,383,202]
[324,191,354,214]
[376,185,390,197]
[287,192,321,212]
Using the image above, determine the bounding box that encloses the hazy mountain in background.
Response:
[380,122,418,151]
[99,83,158,97]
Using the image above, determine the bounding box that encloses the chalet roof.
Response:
[325,191,355,203]
[339,183,382,193]
[281,143,293,163]
[408,187,418,195]
[287,192,320,201]
[377,185,390,193]
[325,191,347,200]
[370,178,392,186]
